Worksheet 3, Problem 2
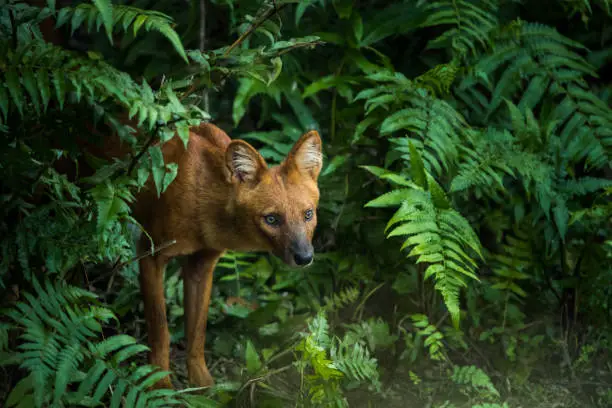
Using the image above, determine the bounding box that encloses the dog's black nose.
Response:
[293,251,313,266]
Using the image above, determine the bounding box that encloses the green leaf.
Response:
[53,343,82,404]
[233,78,257,126]
[351,12,363,44]
[303,76,358,99]
[6,375,33,407]
[427,175,450,209]
[92,370,116,401]
[162,163,178,193]
[52,72,67,110]
[91,0,113,42]
[267,57,283,85]
[133,14,147,35]
[0,84,9,120]
[21,69,41,115]
[6,69,23,116]
[553,200,569,241]
[89,181,131,231]
[149,145,165,196]
[365,189,410,208]
[37,70,51,112]
[322,155,347,177]
[158,24,189,63]
[408,142,428,190]
[176,124,190,148]
[333,0,353,19]
[245,340,262,375]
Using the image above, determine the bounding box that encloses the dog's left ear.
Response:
[284,130,323,181]
[226,140,268,183]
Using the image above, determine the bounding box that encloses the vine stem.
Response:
[223,2,288,57]
[126,117,183,176]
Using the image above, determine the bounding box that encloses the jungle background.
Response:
[1,0,612,407]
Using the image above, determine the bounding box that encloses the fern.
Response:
[419,0,499,59]
[457,18,612,172]
[294,312,347,407]
[292,311,384,406]
[451,365,500,399]
[343,317,398,352]
[0,36,205,136]
[488,228,533,299]
[449,100,611,245]
[364,149,483,327]
[1,277,184,407]
[408,314,447,361]
[322,286,360,312]
[450,128,517,196]
[56,4,188,61]
[355,70,469,176]
[330,336,381,392]
[561,0,612,19]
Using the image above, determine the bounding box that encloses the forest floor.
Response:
[165,287,612,408]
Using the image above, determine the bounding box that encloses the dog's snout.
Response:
[290,237,314,267]
[293,250,313,266]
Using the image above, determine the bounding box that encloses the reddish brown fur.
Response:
[131,124,322,388]
[28,11,323,388]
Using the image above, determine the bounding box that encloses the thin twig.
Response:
[126,118,184,175]
[179,41,322,103]
[109,239,177,276]
[237,365,293,395]
[127,132,157,175]
[273,40,324,56]
[223,3,288,57]
[353,282,385,321]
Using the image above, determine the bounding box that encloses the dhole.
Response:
[24,1,323,388]
[131,123,323,388]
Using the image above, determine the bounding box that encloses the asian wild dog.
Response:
[24,2,323,388]
[131,123,323,388]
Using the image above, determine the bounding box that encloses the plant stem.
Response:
[223,2,288,57]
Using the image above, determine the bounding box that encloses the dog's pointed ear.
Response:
[284,130,323,181]
[226,140,268,183]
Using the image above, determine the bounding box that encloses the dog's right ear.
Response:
[226,140,268,183]
[284,130,323,181]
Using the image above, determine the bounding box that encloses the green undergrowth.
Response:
[1,0,611,407]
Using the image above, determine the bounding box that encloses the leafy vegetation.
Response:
[1,0,611,407]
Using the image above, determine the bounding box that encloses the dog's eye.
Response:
[264,214,280,226]
[304,209,314,221]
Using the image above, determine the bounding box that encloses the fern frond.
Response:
[488,228,533,298]
[56,4,188,61]
[343,317,398,352]
[419,0,499,58]
[451,365,500,398]
[366,147,482,327]
[322,286,360,311]
[357,70,469,176]
[406,314,447,361]
[331,337,381,391]
[3,277,184,407]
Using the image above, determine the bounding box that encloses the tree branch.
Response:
[223,2,288,57]
[126,117,185,175]
[127,131,157,176]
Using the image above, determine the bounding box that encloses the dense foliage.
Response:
[1,0,611,407]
